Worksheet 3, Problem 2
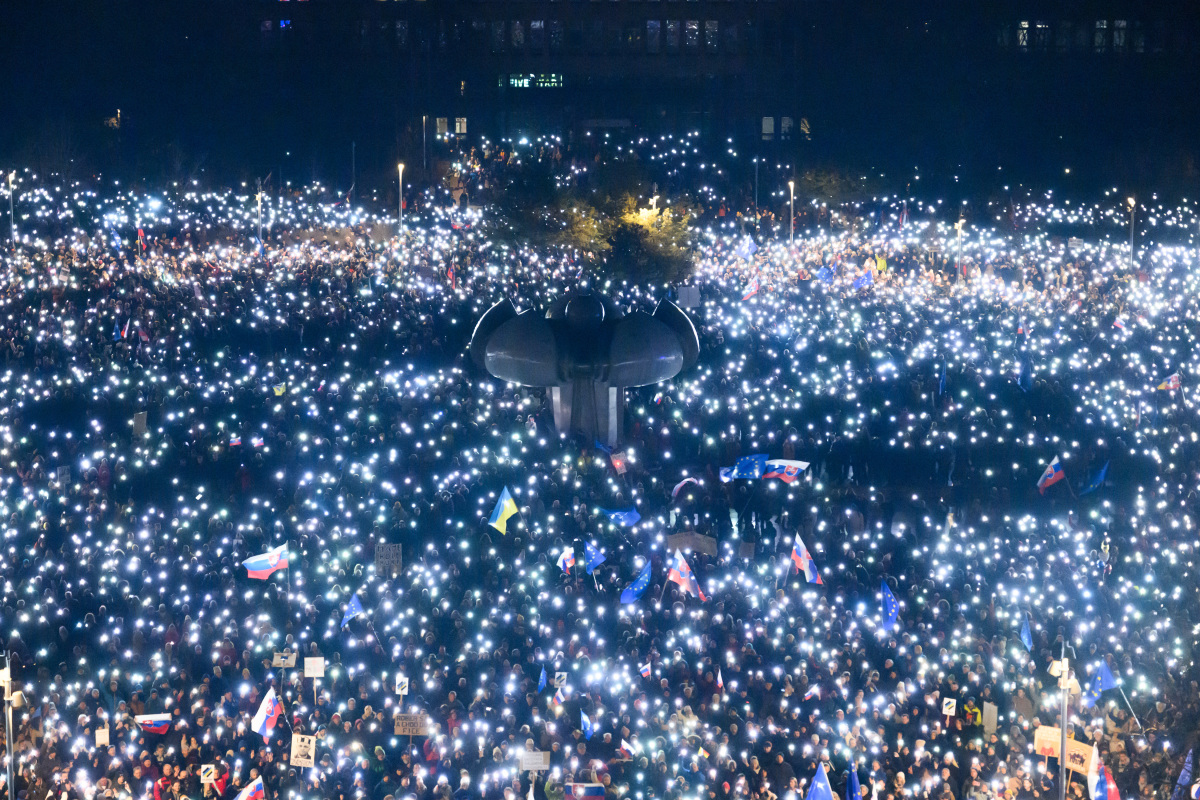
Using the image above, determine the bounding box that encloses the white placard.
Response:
[290,733,316,767]
[200,765,217,784]
[272,652,297,668]
[396,676,409,695]
[521,750,552,772]
[394,713,428,736]
[375,543,404,577]
[95,727,109,747]
[553,672,567,688]
[941,698,956,717]
[304,657,325,678]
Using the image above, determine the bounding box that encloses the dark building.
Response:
[2,0,1197,189]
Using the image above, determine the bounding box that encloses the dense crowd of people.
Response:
[0,160,1198,800]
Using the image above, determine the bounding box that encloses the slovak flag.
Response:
[640,662,652,678]
[716,669,724,690]
[242,544,289,579]
[235,777,267,800]
[1036,457,1065,495]
[666,549,707,601]
[1113,316,1126,330]
[553,686,566,705]
[557,548,576,573]
[790,536,822,584]
[804,685,821,701]
[1087,747,1120,800]
[134,713,172,734]
[742,277,760,301]
[251,688,282,741]
[763,460,810,483]
[1158,373,1182,391]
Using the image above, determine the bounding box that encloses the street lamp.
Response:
[7,172,14,248]
[1,652,26,800]
[398,163,405,238]
[753,157,759,235]
[788,180,795,246]
[1127,197,1136,271]
[1049,647,1080,800]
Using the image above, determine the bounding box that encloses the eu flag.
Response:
[581,711,595,740]
[603,508,642,527]
[806,763,835,800]
[846,768,861,800]
[1082,662,1117,708]
[621,561,653,604]
[1079,460,1109,496]
[584,542,607,574]
[852,272,874,290]
[817,267,834,284]
[340,594,364,628]
[1020,616,1033,652]
[730,454,768,479]
[538,666,547,692]
[881,581,899,632]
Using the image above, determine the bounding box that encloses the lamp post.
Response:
[1050,646,1079,800]
[398,163,405,238]
[788,180,795,246]
[1127,197,1136,271]
[256,179,263,256]
[753,157,759,235]
[1,651,25,800]
[7,172,14,248]
[954,218,965,278]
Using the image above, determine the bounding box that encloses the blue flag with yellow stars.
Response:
[340,594,364,629]
[585,542,607,574]
[1082,662,1117,708]
[621,561,653,604]
[881,580,899,632]
[806,763,835,800]
[730,454,768,479]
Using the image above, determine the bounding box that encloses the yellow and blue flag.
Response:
[488,487,518,534]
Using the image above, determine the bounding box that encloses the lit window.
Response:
[1094,20,1108,52]
[684,20,699,50]
[761,116,775,141]
[704,20,718,52]
[1113,19,1127,52]
[1017,20,1028,50]
[455,118,467,135]
[436,117,448,135]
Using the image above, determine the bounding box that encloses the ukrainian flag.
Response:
[488,487,518,534]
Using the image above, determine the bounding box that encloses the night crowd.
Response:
[0,167,1197,800]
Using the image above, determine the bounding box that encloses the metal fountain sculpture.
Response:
[469,291,699,447]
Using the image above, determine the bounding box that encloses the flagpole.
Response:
[1057,642,1072,800]
[1117,686,1146,735]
